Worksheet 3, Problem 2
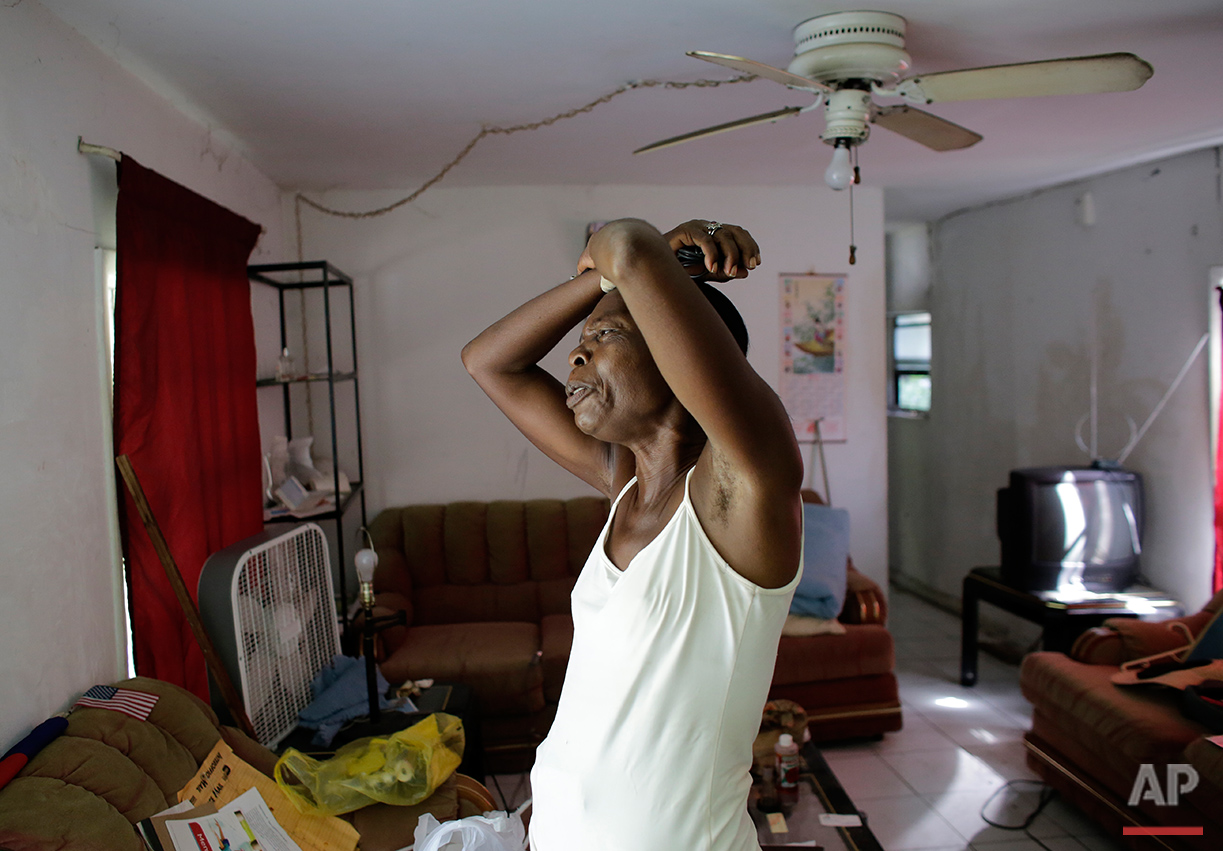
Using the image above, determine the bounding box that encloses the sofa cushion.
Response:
[770,673,899,714]
[0,677,274,850]
[415,583,540,626]
[540,614,574,704]
[0,777,146,850]
[1020,652,1209,799]
[1072,589,1223,666]
[538,577,579,618]
[380,622,545,716]
[1104,611,1209,662]
[772,624,894,685]
[23,677,221,811]
[345,774,459,851]
[563,497,611,572]
[370,498,607,626]
[486,501,531,584]
[791,504,849,619]
[769,673,901,743]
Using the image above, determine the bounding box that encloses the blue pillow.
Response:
[790,504,850,619]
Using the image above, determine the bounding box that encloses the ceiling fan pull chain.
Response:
[848,184,857,266]
[848,148,858,266]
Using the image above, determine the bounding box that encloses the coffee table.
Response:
[749,741,884,851]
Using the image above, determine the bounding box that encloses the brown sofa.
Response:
[1020,589,1223,849]
[0,677,488,851]
[770,563,902,742]
[368,495,901,771]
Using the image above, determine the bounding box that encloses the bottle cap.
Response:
[777,733,794,747]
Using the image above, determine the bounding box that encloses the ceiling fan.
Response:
[635,10,1154,190]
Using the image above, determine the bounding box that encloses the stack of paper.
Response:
[137,740,359,851]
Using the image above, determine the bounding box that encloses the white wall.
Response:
[0,1,286,750]
[893,147,1222,614]
[292,185,889,593]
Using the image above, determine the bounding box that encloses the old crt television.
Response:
[996,465,1143,592]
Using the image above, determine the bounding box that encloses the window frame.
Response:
[888,310,931,418]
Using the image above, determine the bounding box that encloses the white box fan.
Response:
[198,523,340,747]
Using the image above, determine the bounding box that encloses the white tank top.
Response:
[529,469,800,851]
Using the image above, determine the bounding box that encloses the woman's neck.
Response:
[628,434,705,507]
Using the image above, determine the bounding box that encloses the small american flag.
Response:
[73,685,159,721]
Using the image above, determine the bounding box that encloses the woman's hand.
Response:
[579,219,762,283]
[663,220,761,281]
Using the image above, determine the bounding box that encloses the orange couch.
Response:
[1020,589,1223,849]
[368,496,901,771]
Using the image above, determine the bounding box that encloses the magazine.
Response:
[177,740,359,851]
[138,800,203,851]
[164,788,300,851]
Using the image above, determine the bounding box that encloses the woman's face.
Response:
[565,293,679,441]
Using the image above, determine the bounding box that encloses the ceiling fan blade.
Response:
[687,51,830,93]
[898,53,1153,103]
[633,106,804,154]
[871,105,983,151]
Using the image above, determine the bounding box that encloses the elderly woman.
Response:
[461,218,803,851]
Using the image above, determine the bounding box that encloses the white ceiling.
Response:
[42,0,1223,221]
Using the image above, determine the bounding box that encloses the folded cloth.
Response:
[297,655,396,747]
[791,503,849,619]
[782,614,847,637]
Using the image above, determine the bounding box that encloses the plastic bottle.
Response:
[276,347,295,381]
[775,732,800,805]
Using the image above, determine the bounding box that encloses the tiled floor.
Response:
[815,587,1129,851]
[488,587,1130,850]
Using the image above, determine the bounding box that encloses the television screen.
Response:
[998,466,1143,592]
[1030,478,1142,567]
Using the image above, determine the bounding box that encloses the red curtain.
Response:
[1216,287,1223,593]
[114,158,264,699]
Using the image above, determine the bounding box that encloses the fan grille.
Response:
[231,524,339,746]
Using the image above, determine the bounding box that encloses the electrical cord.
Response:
[490,772,510,811]
[292,72,757,241]
[979,779,1062,850]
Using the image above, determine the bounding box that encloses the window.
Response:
[97,246,134,676]
[101,247,117,394]
[890,311,931,414]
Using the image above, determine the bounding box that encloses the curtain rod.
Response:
[78,137,120,161]
[76,135,267,237]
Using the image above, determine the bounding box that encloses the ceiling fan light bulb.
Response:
[824,143,854,190]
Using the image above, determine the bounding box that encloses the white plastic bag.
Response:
[412,809,527,851]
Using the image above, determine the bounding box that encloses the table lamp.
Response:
[355,529,406,722]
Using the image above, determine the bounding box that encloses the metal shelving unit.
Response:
[249,261,367,632]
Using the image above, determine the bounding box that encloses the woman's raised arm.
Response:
[461,270,620,495]
[580,219,804,587]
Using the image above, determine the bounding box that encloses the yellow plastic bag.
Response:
[274,712,465,816]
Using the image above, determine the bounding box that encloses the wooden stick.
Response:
[813,419,831,507]
[115,454,257,739]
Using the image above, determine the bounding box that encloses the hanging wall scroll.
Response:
[780,273,847,442]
